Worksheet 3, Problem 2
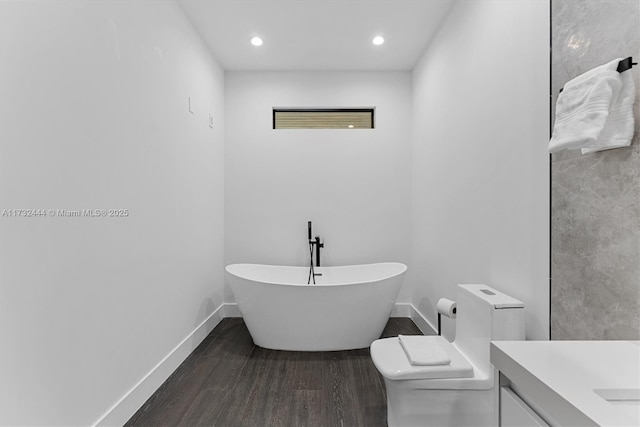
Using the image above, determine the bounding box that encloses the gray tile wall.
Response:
[551,0,640,339]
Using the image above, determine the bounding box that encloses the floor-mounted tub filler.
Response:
[225,262,407,351]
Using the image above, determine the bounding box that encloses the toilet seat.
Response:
[371,336,473,381]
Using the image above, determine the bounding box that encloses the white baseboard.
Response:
[223,302,242,317]
[392,302,437,335]
[92,304,226,427]
[390,302,412,318]
[408,304,438,335]
[93,301,434,426]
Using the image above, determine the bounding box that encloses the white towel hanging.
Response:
[581,68,636,154]
[548,58,635,154]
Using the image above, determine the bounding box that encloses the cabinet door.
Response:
[501,386,549,426]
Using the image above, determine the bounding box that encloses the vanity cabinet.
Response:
[491,341,640,427]
[500,385,549,426]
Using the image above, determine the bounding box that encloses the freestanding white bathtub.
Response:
[225,262,407,351]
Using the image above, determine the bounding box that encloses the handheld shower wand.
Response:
[307,221,323,284]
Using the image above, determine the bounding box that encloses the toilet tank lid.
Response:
[458,284,525,309]
[370,336,474,381]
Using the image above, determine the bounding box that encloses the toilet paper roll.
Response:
[437,298,457,319]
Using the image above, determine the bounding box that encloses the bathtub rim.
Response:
[225,262,407,287]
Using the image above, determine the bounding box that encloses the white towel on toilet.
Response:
[398,335,451,366]
[548,58,635,154]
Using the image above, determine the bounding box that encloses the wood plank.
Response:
[280,351,325,391]
[382,317,426,337]
[278,390,325,427]
[175,389,221,427]
[125,319,253,426]
[324,350,365,427]
[126,317,422,427]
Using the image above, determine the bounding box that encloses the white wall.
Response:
[0,0,551,423]
[410,0,550,340]
[224,71,412,301]
[0,1,224,425]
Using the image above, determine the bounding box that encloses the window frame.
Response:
[272,108,375,129]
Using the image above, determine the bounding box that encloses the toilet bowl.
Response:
[371,284,525,427]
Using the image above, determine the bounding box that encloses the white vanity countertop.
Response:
[490,340,640,427]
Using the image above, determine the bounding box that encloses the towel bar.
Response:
[559,57,636,93]
[616,57,637,73]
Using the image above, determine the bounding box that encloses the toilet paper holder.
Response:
[436,298,457,336]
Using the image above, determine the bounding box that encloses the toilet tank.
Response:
[452,285,524,376]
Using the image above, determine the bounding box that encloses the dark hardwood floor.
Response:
[126,317,426,427]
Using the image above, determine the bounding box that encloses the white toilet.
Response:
[371,284,525,427]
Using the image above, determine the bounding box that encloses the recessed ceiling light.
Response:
[372,36,385,45]
[348,125,354,128]
[250,36,263,47]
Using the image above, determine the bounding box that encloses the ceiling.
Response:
[177,0,455,71]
